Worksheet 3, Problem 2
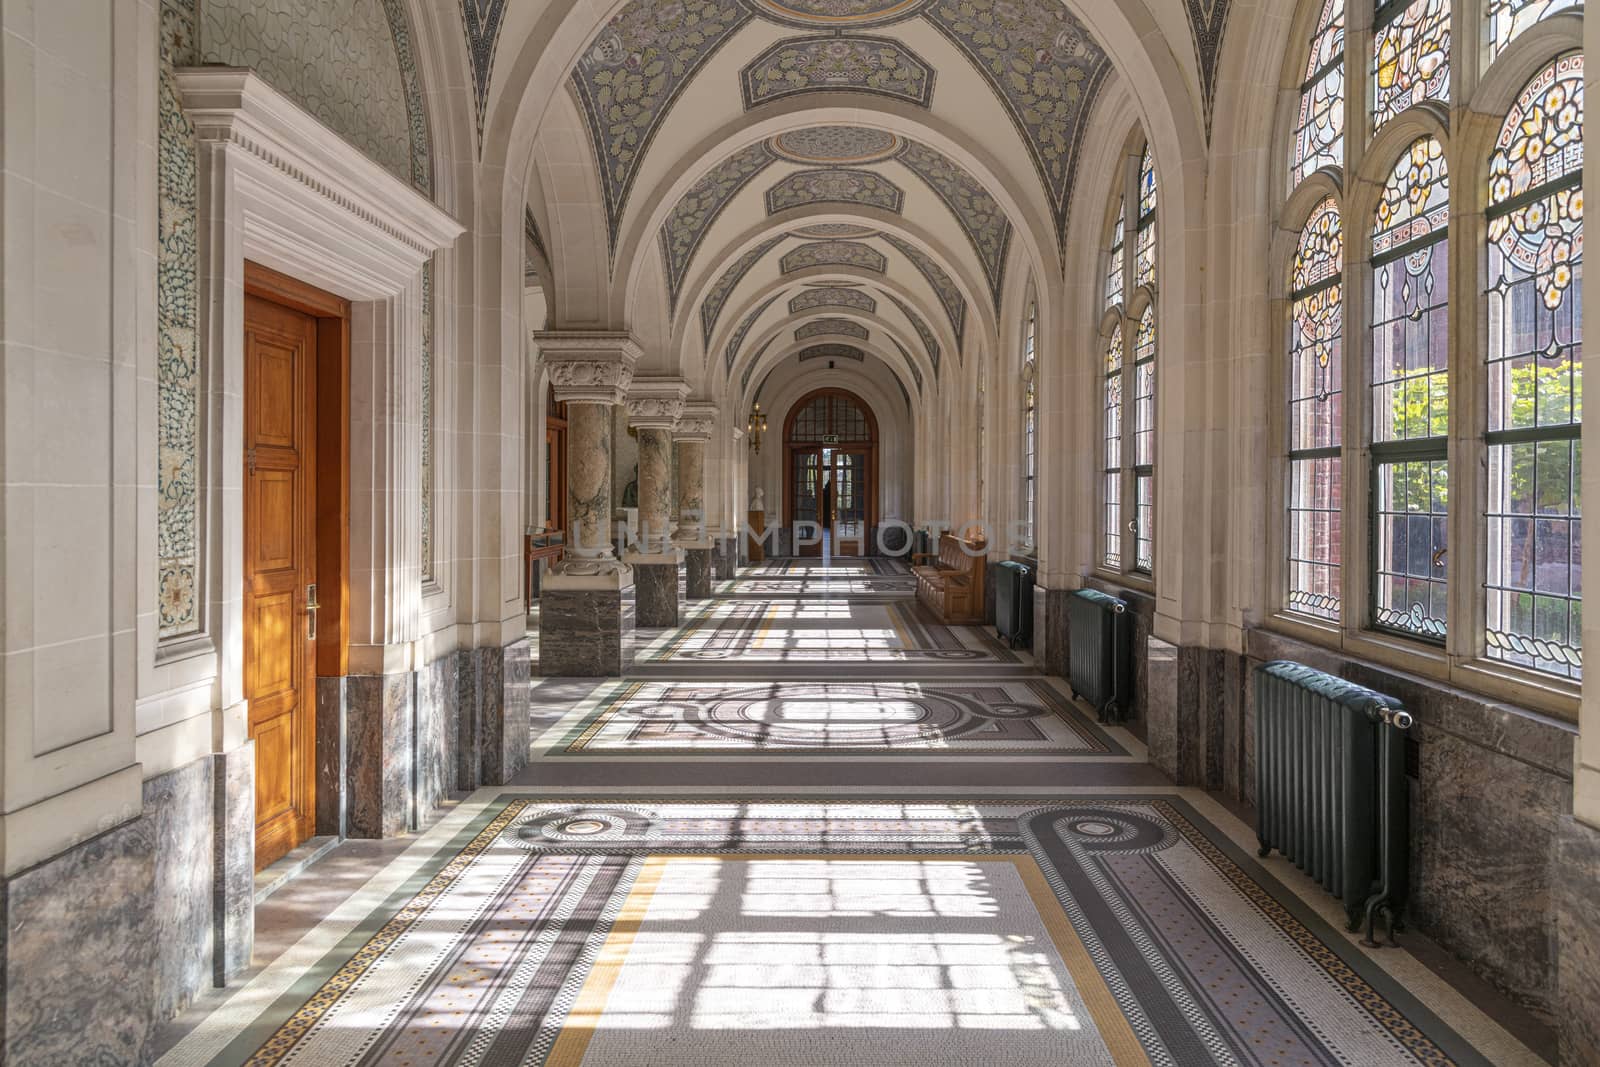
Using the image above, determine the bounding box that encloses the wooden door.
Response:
[244,293,318,871]
[789,447,823,557]
[832,450,868,556]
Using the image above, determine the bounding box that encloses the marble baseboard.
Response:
[345,672,412,838]
[0,815,158,1065]
[315,676,347,837]
[1556,815,1600,1061]
[1042,587,1071,680]
[684,548,712,600]
[488,639,532,784]
[417,654,461,817]
[145,757,216,1022]
[540,588,635,676]
[1144,634,1180,781]
[214,745,255,984]
[635,561,680,626]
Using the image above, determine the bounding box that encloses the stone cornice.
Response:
[535,332,643,404]
[626,377,691,429]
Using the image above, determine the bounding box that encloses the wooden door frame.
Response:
[243,261,350,864]
[782,388,879,556]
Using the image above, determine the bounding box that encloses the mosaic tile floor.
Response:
[158,799,1510,1067]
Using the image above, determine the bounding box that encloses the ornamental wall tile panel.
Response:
[884,289,942,376]
[660,143,779,311]
[572,0,755,250]
[461,0,509,148]
[200,0,428,190]
[1184,0,1231,139]
[795,318,869,341]
[922,0,1111,245]
[726,293,784,375]
[739,34,935,109]
[701,235,788,350]
[780,240,888,274]
[894,139,1011,309]
[789,287,877,314]
[798,343,867,362]
[766,168,904,215]
[879,233,964,353]
[158,0,200,638]
[890,335,925,392]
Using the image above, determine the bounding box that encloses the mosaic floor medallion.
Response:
[544,678,1121,755]
[161,799,1496,1067]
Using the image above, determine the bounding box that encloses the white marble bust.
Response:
[749,487,766,512]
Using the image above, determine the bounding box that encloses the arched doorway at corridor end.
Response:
[783,388,878,557]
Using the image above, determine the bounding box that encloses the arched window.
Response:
[1487,0,1580,63]
[1291,0,1345,188]
[1098,139,1158,576]
[1370,136,1449,639]
[1286,197,1344,620]
[1484,54,1584,678]
[1372,0,1450,129]
[1021,302,1038,549]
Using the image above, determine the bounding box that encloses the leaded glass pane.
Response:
[1136,222,1157,290]
[1290,200,1344,453]
[1374,458,1449,638]
[1488,0,1580,63]
[1134,308,1156,467]
[1135,474,1154,573]
[1373,0,1450,129]
[1288,457,1342,619]
[1103,328,1123,569]
[1105,197,1126,308]
[1291,0,1345,188]
[1485,54,1584,679]
[1138,145,1157,219]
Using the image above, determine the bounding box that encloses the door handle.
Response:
[306,583,319,641]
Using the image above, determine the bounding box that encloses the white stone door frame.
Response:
[177,69,462,746]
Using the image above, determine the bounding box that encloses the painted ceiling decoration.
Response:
[383,0,433,193]
[796,318,869,341]
[879,233,965,352]
[766,168,905,215]
[781,240,888,274]
[739,34,936,110]
[660,142,780,311]
[1184,0,1232,140]
[894,372,912,410]
[798,343,867,362]
[524,207,550,272]
[751,0,926,29]
[773,126,902,164]
[701,235,789,350]
[741,334,778,393]
[571,0,755,252]
[893,139,1010,310]
[460,0,508,151]
[804,279,864,286]
[726,292,784,374]
[794,223,878,239]
[790,287,877,314]
[921,0,1111,248]
[883,289,941,376]
[890,335,925,393]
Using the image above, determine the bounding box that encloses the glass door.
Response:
[833,450,868,555]
[791,448,822,557]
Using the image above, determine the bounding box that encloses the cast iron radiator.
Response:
[1066,588,1131,723]
[1254,660,1413,943]
[994,561,1033,648]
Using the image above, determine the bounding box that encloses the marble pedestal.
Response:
[540,585,636,676]
[684,547,713,599]
[632,559,680,627]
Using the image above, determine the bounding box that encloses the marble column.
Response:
[532,334,640,676]
[624,378,688,627]
[675,402,716,600]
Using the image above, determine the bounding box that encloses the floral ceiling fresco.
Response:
[660,142,779,311]
[739,34,936,109]
[796,318,870,341]
[701,235,789,350]
[780,240,889,273]
[725,292,785,374]
[890,335,925,392]
[883,288,941,376]
[880,233,964,355]
[766,168,906,215]
[790,287,877,314]
[798,343,867,362]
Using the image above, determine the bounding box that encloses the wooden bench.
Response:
[911,533,987,623]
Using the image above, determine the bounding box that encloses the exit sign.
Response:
[821,434,840,444]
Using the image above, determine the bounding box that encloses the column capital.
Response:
[675,400,718,441]
[625,376,690,429]
[534,331,642,404]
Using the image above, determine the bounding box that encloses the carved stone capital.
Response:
[534,332,642,404]
[625,377,690,429]
[675,401,719,441]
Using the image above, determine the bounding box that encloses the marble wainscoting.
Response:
[684,547,712,599]
[540,586,637,676]
[213,746,254,982]
[1555,815,1600,1061]
[633,561,680,627]
[453,641,532,790]
[1240,628,1576,1018]
[0,814,157,1065]
[1042,582,1154,747]
[345,672,413,838]
[713,536,739,580]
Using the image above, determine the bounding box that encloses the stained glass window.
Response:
[1291,0,1345,189]
[1373,0,1450,128]
[1370,136,1450,640]
[1136,146,1158,289]
[1103,327,1124,569]
[1488,0,1581,63]
[1484,54,1584,678]
[1105,196,1126,308]
[1022,303,1037,548]
[1133,307,1157,572]
[1287,198,1344,619]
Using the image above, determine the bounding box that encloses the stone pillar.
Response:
[675,402,716,599]
[532,334,640,676]
[625,378,689,627]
